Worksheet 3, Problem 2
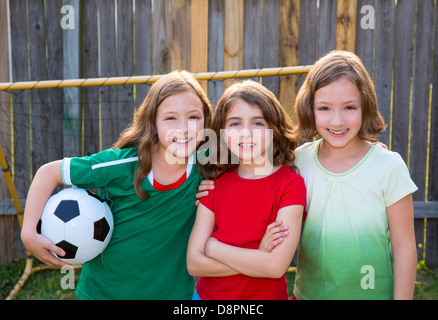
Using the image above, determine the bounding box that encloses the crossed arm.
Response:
[186,203,303,279]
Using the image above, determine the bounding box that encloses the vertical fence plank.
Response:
[99,0,117,150]
[191,0,208,92]
[355,0,375,77]
[279,0,299,117]
[207,0,224,106]
[428,1,438,202]
[28,0,48,175]
[153,0,170,75]
[374,0,394,147]
[414,219,425,263]
[409,0,434,201]
[426,220,438,267]
[169,0,191,71]
[10,0,30,199]
[261,0,280,96]
[298,0,317,88]
[319,0,337,57]
[63,0,81,157]
[224,0,243,89]
[391,0,414,160]
[243,0,261,83]
[116,0,134,137]
[336,0,357,53]
[134,0,152,107]
[81,0,99,156]
[0,0,11,199]
[46,0,64,162]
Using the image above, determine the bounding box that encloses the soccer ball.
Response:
[37,187,114,265]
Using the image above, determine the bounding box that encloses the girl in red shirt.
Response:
[187,80,306,300]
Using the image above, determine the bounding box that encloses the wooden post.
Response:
[191,0,208,92]
[336,0,357,52]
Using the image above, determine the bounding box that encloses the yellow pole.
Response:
[0,66,312,91]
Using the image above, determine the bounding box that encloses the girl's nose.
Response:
[330,110,344,127]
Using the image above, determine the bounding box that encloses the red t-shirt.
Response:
[197,165,306,300]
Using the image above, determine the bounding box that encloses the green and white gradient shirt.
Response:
[293,140,417,300]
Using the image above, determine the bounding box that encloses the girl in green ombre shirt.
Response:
[292,51,417,300]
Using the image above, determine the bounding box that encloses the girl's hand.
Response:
[258,220,289,252]
[21,229,68,267]
[195,179,215,206]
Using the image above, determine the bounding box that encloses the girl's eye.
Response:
[345,105,357,110]
[253,121,265,127]
[189,115,201,120]
[316,106,329,111]
[228,122,240,127]
[165,117,176,120]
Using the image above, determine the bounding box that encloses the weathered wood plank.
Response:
[46,0,64,162]
[28,0,48,175]
[99,0,117,150]
[169,0,191,71]
[261,0,280,96]
[0,215,14,264]
[224,0,243,89]
[153,0,170,75]
[391,0,415,162]
[355,0,375,76]
[279,0,299,118]
[63,0,81,157]
[243,0,261,83]
[427,1,438,202]
[10,0,30,199]
[425,220,438,267]
[81,0,99,156]
[134,0,152,107]
[297,0,317,88]
[374,0,395,147]
[116,0,134,138]
[191,0,208,92]
[409,0,434,201]
[207,0,224,106]
[320,0,337,56]
[0,0,11,199]
[336,0,357,53]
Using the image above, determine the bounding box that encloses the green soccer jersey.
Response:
[61,147,203,300]
[293,140,417,300]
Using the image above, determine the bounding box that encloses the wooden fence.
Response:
[0,0,437,267]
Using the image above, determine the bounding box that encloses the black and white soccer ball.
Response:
[37,187,114,265]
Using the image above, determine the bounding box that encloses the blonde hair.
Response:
[113,70,213,199]
[201,80,298,179]
[294,50,386,141]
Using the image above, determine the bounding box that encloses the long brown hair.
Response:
[201,80,298,179]
[113,70,213,200]
[294,50,386,142]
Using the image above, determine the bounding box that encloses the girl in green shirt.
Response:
[21,71,213,299]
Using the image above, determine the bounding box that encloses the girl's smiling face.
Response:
[155,90,204,161]
[313,77,363,151]
[223,99,271,165]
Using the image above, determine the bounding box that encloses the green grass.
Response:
[1,258,437,300]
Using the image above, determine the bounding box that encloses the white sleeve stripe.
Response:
[62,158,73,185]
[91,156,139,170]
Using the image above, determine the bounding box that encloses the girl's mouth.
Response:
[327,129,349,136]
[239,142,255,148]
[172,137,193,144]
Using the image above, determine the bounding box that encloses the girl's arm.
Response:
[205,205,303,278]
[21,160,68,267]
[186,203,239,277]
[387,194,417,300]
